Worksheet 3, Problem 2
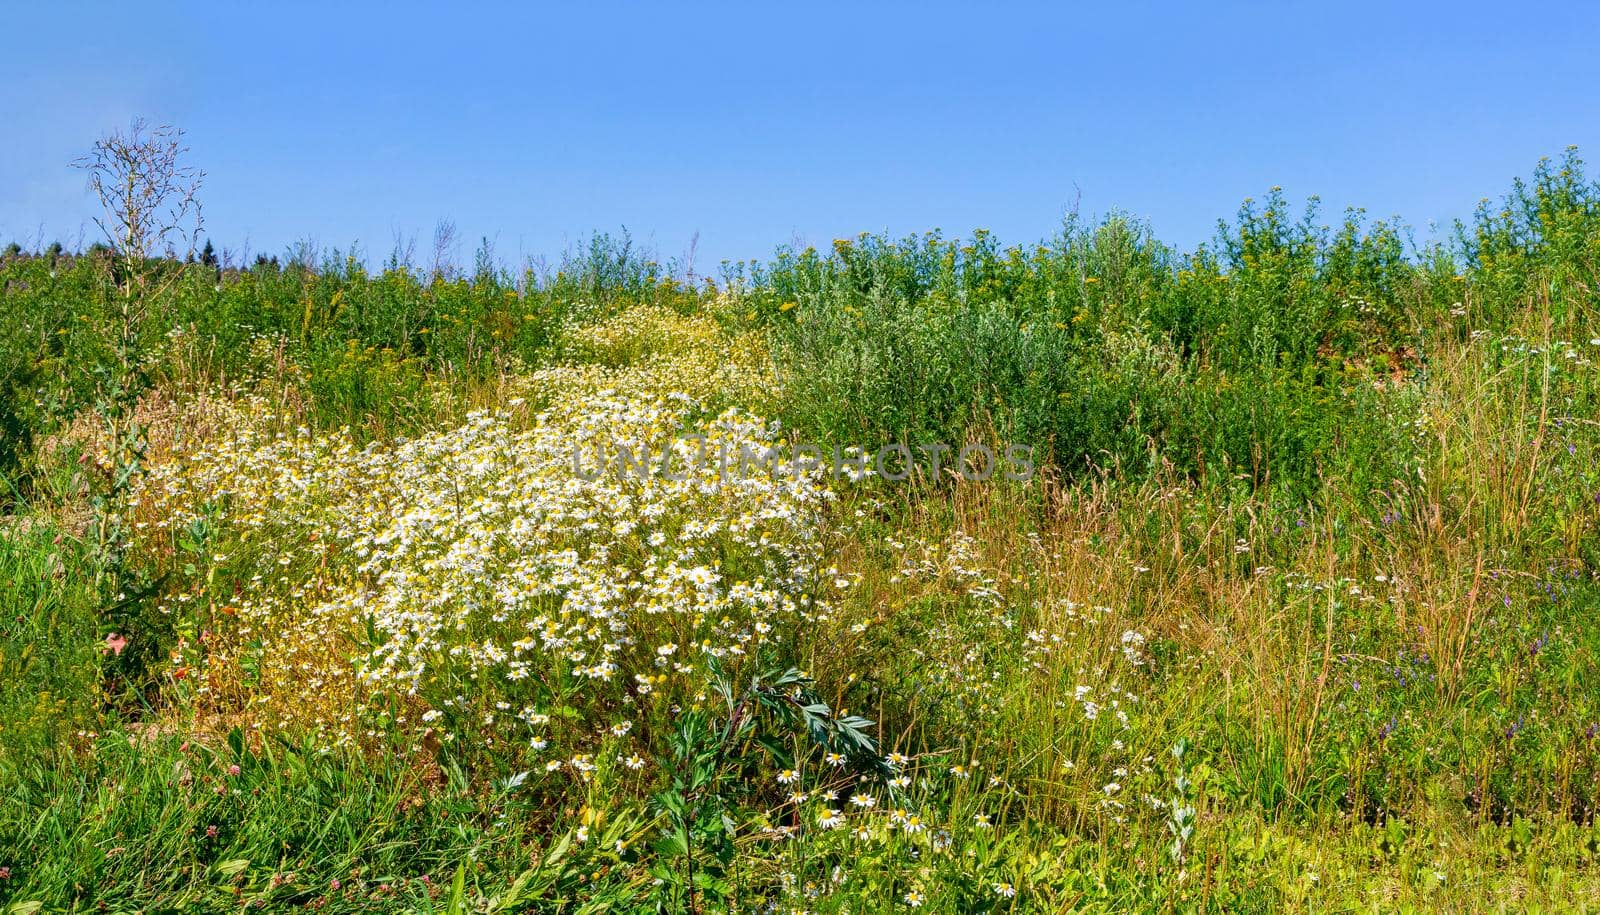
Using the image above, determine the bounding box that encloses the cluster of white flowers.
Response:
[333,399,834,701]
[129,308,840,757]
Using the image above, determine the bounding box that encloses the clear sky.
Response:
[4,2,1599,272]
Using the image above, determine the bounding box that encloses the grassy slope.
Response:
[2,155,1600,911]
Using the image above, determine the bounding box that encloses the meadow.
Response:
[2,148,1600,912]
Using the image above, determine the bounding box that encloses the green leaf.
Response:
[446,862,469,915]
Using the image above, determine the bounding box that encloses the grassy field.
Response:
[3,149,1600,912]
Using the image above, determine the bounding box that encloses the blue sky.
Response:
[4,2,1599,271]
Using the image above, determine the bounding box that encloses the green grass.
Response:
[0,525,100,769]
[2,150,1599,911]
